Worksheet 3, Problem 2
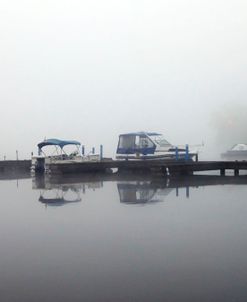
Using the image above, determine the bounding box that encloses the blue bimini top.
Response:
[37,138,81,149]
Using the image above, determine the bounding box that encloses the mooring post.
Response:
[166,167,170,176]
[100,145,103,161]
[186,186,190,198]
[234,169,239,176]
[175,147,179,161]
[81,145,85,156]
[185,144,189,161]
[220,168,225,176]
[195,153,198,162]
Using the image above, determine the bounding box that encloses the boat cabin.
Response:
[116,132,172,156]
[116,131,198,161]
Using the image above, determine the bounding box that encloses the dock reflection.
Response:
[32,173,247,206]
[0,171,30,181]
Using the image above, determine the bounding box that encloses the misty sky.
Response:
[1,0,247,159]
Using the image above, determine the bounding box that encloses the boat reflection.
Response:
[38,186,82,207]
[118,181,173,204]
[33,175,103,207]
[32,174,247,206]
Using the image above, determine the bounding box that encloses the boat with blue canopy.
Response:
[116,132,198,160]
[32,138,82,174]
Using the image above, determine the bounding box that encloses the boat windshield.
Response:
[231,144,247,151]
[152,135,171,147]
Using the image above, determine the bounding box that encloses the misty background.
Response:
[1,0,247,159]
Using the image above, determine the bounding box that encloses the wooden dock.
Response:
[47,159,247,176]
[1,159,247,177]
[0,160,31,174]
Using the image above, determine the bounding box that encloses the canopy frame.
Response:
[37,138,81,157]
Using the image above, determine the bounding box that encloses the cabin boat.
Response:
[221,143,247,159]
[116,132,198,161]
[31,138,82,174]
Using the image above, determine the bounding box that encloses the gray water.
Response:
[1,174,247,302]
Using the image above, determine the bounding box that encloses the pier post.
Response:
[220,168,225,176]
[175,147,179,161]
[100,145,103,161]
[186,186,189,198]
[162,167,170,176]
[234,169,239,176]
[185,144,189,161]
[81,145,85,156]
[195,153,198,162]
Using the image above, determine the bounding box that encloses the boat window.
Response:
[118,135,136,148]
[118,135,155,149]
[153,136,171,147]
[140,137,154,148]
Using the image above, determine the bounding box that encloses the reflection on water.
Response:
[118,182,173,204]
[33,175,194,206]
[31,174,247,206]
[1,173,247,302]
[33,176,104,207]
[38,187,82,206]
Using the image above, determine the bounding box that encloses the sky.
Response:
[1,0,247,159]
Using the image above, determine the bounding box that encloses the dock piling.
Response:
[186,186,190,198]
[175,147,179,161]
[185,144,189,161]
[100,145,103,161]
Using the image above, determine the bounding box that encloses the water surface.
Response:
[0,174,247,302]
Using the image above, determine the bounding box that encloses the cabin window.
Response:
[118,135,136,149]
[118,135,155,150]
[153,136,171,147]
[140,137,155,148]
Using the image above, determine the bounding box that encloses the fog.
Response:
[1,0,247,159]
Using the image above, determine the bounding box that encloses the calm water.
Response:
[1,174,247,302]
